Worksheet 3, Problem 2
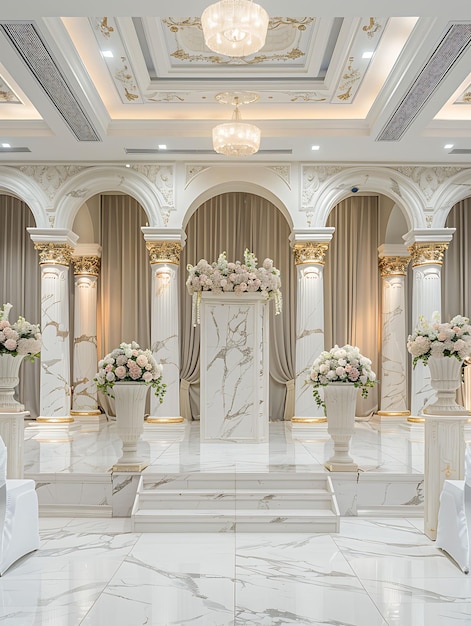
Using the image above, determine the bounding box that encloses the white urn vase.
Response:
[0,354,25,412]
[112,382,149,470]
[324,383,359,471]
[423,356,469,416]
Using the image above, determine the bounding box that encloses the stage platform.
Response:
[20,418,449,522]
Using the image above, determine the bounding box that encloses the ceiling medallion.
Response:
[201,0,269,57]
[213,91,260,156]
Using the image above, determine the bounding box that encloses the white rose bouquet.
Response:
[0,302,41,361]
[407,312,471,367]
[94,341,166,401]
[308,344,377,412]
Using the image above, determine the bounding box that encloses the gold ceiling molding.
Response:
[72,256,101,276]
[378,256,411,277]
[171,47,304,65]
[455,83,471,104]
[408,242,449,267]
[34,243,74,266]
[146,241,182,265]
[293,242,329,265]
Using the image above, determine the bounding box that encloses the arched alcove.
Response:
[442,196,471,320]
[180,191,295,421]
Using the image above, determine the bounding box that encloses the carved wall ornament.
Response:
[408,242,449,267]
[267,165,290,187]
[293,242,329,265]
[18,165,87,201]
[302,165,345,207]
[34,243,74,266]
[394,166,465,202]
[131,164,174,208]
[72,256,101,277]
[186,165,210,186]
[146,241,182,265]
[378,256,411,277]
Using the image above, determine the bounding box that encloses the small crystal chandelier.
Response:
[201,0,269,57]
[212,92,261,156]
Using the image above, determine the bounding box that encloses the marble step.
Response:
[131,508,340,533]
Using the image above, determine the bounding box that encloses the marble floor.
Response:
[7,418,470,624]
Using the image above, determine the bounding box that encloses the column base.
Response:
[36,416,75,424]
[324,461,358,472]
[146,416,185,424]
[70,410,102,416]
[376,410,410,417]
[111,462,148,472]
[144,418,187,442]
[70,410,107,425]
[291,416,327,424]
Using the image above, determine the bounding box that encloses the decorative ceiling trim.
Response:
[455,83,471,103]
[0,75,21,103]
[377,22,471,141]
[0,22,101,141]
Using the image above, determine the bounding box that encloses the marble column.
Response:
[377,250,410,417]
[71,248,102,420]
[33,241,75,423]
[408,241,449,418]
[144,237,184,425]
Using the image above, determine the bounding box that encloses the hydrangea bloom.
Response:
[407,312,471,366]
[307,344,377,413]
[95,341,166,401]
[0,303,41,361]
[186,250,282,325]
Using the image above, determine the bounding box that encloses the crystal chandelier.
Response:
[212,92,261,156]
[201,0,269,57]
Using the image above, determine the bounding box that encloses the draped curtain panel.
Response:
[0,195,41,418]
[180,192,295,421]
[324,196,381,416]
[443,198,470,320]
[97,195,151,360]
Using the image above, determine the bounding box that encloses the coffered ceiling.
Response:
[1,1,471,164]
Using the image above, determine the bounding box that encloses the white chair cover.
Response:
[436,446,471,573]
[0,436,40,575]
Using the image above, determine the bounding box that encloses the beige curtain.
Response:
[180,192,295,420]
[443,198,470,319]
[0,195,41,418]
[97,195,151,359]
[324,196,381,416]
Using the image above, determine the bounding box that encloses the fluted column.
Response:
[71,246,101,418]
[30,236,76,423]
[143,230,185,424]
[377,248,410,417]
[290,229,334,424]
[407,237,451,418]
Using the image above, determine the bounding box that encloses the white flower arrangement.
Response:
[186,249,282,325]
[0,303,41,361]
[407,312,471,367]
[308,344,377,413]
[94,341,166,401]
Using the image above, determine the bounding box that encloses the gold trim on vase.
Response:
[377,410,411,416]
[293,242,329,266]
[378,256,411,277]
[36,416,75,423]
[408,242,448,267]
[146,241,182,265]
[291,416,327,424]
[72,256,101,277]
[146,416,185,424]
[34,243,74,266]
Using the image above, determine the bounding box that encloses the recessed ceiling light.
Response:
[1,143,11,148]
[444,143,454,149]
[102,50,114,58]
[362,51,374,59]
[125,163,131,168]
[158,144,167,150]
[311,145,320,151]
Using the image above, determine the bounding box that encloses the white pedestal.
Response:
[0,411,28,478]
[424,413,469,540]
[200,292,269,442]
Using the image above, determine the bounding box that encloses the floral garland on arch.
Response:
[0,303,41,361]
[307,344,378,414]
[407,312,471,367]
[186,249,282,325]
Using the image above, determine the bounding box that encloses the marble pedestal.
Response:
[200,293,269,442]
[424,412,470,540]
[0,410,28,478]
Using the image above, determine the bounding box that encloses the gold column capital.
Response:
[72,255,101,277]
[378,256,411,277]
[146,241,182,265]
[293,242,329,266]
[34,242,74,266]
[408,242,448,267]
